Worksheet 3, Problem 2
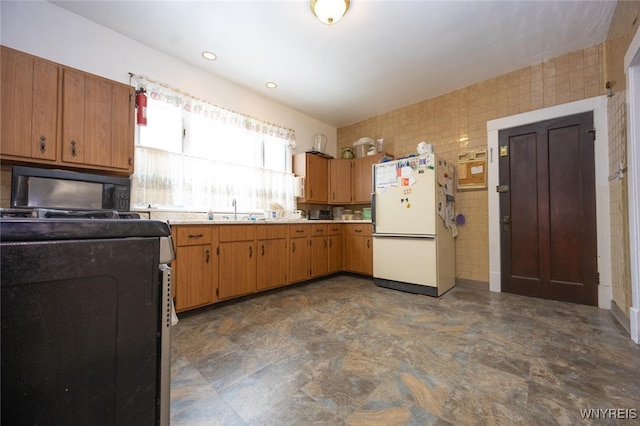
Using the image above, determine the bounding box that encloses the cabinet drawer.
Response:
[311,224,327,235]
[219,225,257,242]
[173,226,212,246]
[289,224,310,238]
[344,224,372,237]
[327,224,343,235]
[257,224,288,240]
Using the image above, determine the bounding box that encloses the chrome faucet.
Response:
[232,198,237,221]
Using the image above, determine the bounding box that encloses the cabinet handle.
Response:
[355,229,363,233]
[70,140,77,157]
[292,242,296,253]
[261,244,265,256]
[249,246,253,258]
[329,239,333,248]
[296,229,304,233]
[188,233,204,238]
[324,239,327,248]
[39,135,46,153]
[367,239,370,249]
[205,249,210,263]
[128,157,133,165]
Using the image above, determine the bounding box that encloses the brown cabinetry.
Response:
[219,225,257,299]
[289,224,311,283]
[329,159,352,203]
[1,46,134,174]
[1,47,58,162]
[352,154,387,204]
[344,223,373,275]
[310,224,328,278]
[256,225,289,290]
[293,153,329,203]
[327,224,343,273]
[172,225,217,312]
[62,68,134,172]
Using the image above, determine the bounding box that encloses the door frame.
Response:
[625,25,640,343]
[487,96,611,309]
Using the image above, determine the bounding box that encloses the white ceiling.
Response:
[50,0,617,128]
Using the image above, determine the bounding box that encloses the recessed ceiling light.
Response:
[265,82,277,89]
[202,51,217,61]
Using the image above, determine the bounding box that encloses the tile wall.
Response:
[605,2,640,317]
[338,43,606,285]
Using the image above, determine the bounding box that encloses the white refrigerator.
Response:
[372,154,456,296]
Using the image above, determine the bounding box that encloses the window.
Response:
[130,76,296,213]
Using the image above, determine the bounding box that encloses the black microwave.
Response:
[11,166,132,211]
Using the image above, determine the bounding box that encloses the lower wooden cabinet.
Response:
[172,225,217,312]
[257,225,289,290]
[310,224,328,278]
[344,223,373,275]
[327,224,343,273]
[219,225,257,299]
[289,224,311,283]
[172,222,369,312]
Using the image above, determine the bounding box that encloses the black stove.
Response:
[0,208,140,219]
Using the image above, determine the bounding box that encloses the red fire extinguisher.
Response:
[136,88,147,126]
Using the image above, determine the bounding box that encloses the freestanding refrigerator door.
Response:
[373,155,437,236]
[373,235,437,288]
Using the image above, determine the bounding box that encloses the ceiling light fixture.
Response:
[202,51,217,61]
[265,82,277,89]
[310,0,350,25]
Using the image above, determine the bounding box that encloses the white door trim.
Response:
[624,26,640,343]
[487,96,611,309]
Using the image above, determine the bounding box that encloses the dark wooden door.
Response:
[499,112,598,305]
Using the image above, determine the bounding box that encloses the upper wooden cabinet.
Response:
[293,153,329,203]
[352,154,387,204]
[329,158,352,204]
[1,46,134,175]
[1,47,59,162]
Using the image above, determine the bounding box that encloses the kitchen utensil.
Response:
[341,148,354,159]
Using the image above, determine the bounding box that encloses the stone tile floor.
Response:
[170,275,640,425]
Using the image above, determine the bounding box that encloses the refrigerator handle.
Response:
[371,192,376,228]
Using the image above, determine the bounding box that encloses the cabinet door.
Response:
[62,68,134,173]
[328,234,343,273]
[329,159,352,203]
[310,235,328,278]
[289,237,311,283]
[174,244,214,311]
[345,236,373,275]
[1,47,58,161]
[219,241,256,299]
[308,154,329,202]
[257,239,288,290]
[110,83,134,171]
[294,153,329,203]
[352,154,382,203]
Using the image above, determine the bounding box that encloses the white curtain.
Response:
[130,75,296,212]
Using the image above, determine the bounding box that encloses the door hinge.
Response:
[499,146,508,157]
[587,128,596,140]
[597,272,600,285]
[496,185,509,193]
